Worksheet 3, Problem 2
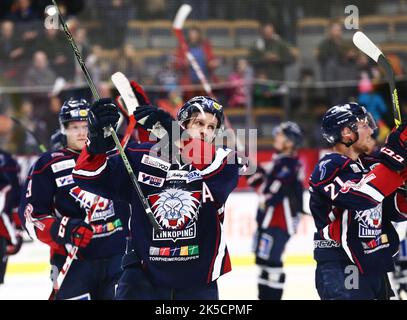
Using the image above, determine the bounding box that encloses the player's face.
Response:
[186,112,218,142]
[353,119,374,154]
[273,132,294,153]
[65,120,88,150]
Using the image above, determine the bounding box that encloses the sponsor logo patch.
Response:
[149,245,199,257]
[141,154,171,172]
[138,172,165,187]
[186,170,202,183]
[166,170,188,181]
[51,159,76,173]
[55,174,75,187]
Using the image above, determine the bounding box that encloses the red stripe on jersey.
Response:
[207,215,221,283]
[328,217,341,242]
[222,249,232,274]
[270,203,287,230]
[75,147,107,173]
[32,155,72,174]
[369,164,404,197]
[395,193,407,216]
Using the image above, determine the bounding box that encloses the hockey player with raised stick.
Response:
[72,95,242,300]
[247,121,304,300]
[0,149,22,285]
[310,102,407,299]
[19,98,130,300]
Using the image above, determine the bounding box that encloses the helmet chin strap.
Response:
[340,130,359,147]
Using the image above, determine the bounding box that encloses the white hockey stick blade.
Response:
[353,31,383,62]
[173,4,192,30]
[111,72,139,114]
[50,77,66,96]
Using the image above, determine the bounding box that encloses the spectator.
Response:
[111,43,141,82]
[101,0,134,49]
[253,70,280,108]
[72,27,91,85]
[24,51,57,87]
[0,20,25,84]
[227,58,252,108]
[39,28,76,81]
[142,0,166,20]
[317,19,354,105]
[7,0,39,22]
[357,75,389,143]
[249,22,295,82]
[175,26,219,99]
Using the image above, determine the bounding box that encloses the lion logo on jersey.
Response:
[355,203,382,238]
[149,188,201,230]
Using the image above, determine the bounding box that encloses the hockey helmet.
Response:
[272,121,303,148]
[321,102,377,146]
[177,96,224,131]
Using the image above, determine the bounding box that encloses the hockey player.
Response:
[309,102,407,299]
[72,96,240,300]
[247,121,304,300]
[19,98,130,300]
[0,149,22,285]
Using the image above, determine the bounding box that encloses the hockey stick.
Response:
[111,72,139,148]
[353,31,402,128]
[10,116,47,153]
[52,1,160,231]
[112,72,168,142]
[173,5,245,152]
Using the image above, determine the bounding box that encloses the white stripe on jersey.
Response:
[322,224,332,241]
[341,210,355,263]
[200,148,232,177]
[211,221,227,281]
[261,206,274,229]
[72,160,107,177]
[357,183,384,202]
[283,197,295,236]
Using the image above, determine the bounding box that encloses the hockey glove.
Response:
[52,217,94,248]
[133,105,176,140]
[87,98,120,154]
[379,121,407,172]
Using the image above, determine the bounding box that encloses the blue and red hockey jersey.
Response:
[19,148,130,261]
[72,140,239,288]
[248,153,303,235]
[309,152,407,274]
[0,150,21,239]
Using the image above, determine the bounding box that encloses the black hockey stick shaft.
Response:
[378,55,402,128]
[10,116,47,152]
[52,1,161,230]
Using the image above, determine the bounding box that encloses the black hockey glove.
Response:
[51,217,94,249]
[133,105,176,140]
[379,121,407,172]
[87,98,120,154]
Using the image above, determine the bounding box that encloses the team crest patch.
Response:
[69,186,115,221]
[138,172,165,187]
[149,187,201,242]
[355,204,382,238]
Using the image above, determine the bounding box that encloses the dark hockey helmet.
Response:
[321,102,377,145]
[59,98,90,127]
[272,121,303,148]
[177,96,224,131]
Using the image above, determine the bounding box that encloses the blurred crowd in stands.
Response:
[0,0,407,153]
